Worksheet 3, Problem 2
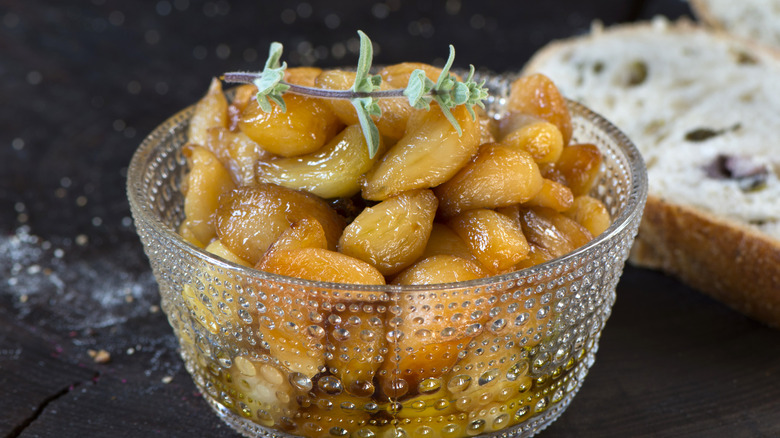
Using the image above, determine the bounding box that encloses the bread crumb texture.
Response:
[524,18,780,241]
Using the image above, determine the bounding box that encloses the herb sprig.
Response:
[223,31,489,158]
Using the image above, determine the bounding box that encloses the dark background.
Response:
[2,1,779,437]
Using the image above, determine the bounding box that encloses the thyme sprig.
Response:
[223,31,489,158]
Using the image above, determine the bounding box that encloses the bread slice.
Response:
[523,17,780,327]
[690,0,780,49]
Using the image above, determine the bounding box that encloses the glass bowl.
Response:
[127,74,647,438]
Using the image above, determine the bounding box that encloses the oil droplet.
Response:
[260,316,275,329]
[514,405,530,420]
[478,391,493,405]
[478,368,499,386]
[359,329,375,342]
[332,327,350,341]
[217,354,233,369]
[318,375,343,395]
[289,372,313,392]
[284,321,298,335]
[238,308,253,323]
[466,419,486,436]
[446,374,472,393]
[409,400,426,411]
[496,386,514,402]
[309,311,323,323]
[413,426,433,438]
[279,416,296,431]
[492,413,509,429]
[329,427,349,437]
[489,318,506,333]
[507,360,529,381]
[418,377,442,394]
[554,345,568,363]
[518,376,532,393]
[347,379,375,397]
[533,352,550,373]
[465,323,481,335]
[276,389,291,404]
[304,422,323,434]
[414,328,431,339]
[565,376,579,393]
[354,429,376,438]
[386,330,403,342]
[441,424,462,438]
[434,399,450,410]
[256,409,274,426]
[535,396,548,412]
[382,378,409,398]
[308,325,326,339]
[455,395,472,410]
[234,356,256,376]
[388,401,403,415]
[259,364,284,385]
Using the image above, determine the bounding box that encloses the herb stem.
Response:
[223,72,407,100]
[287,83,406,99]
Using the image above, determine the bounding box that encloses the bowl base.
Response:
[202,370,587,438]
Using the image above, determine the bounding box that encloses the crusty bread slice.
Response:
[523,17,780,327]
[690,0,780,49]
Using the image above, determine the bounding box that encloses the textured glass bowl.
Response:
[127,75,647,438]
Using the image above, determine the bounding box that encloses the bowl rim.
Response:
[127,93,647,294]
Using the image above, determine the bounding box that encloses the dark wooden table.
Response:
[2,1,779,437]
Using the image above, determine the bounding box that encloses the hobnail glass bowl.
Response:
[127,74,647,438]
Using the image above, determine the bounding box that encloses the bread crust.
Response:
[688,0,724,31]
[631,195,780,328]
[523,18,780,76]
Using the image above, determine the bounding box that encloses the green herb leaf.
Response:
[431,45,463,134]
[434,96,462,135]
[350,30,383,158]
[352,97,381,158]
[463,65,488,120]
[436,45,457,89]
[452,82,470,105]
[404,69,434,110]
[253,42,290,112]
[352,31,382,94]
